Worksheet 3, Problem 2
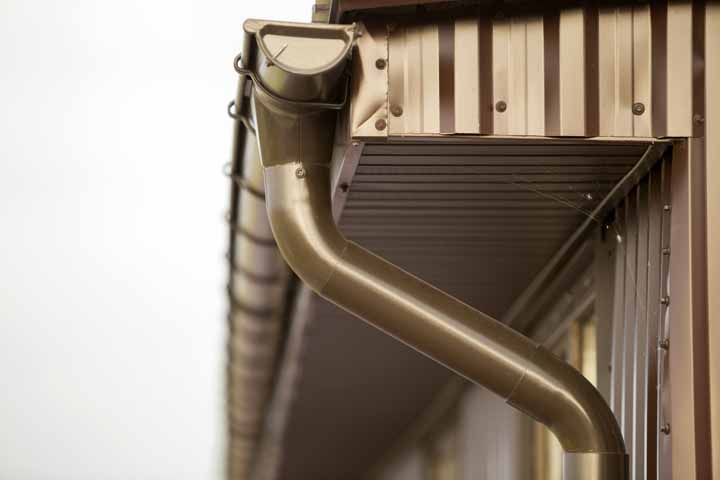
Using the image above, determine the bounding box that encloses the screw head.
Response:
[295,167,306,179]
[375,118,387,131]
[694,114,705,124]
[661,423,671,435]
[339,182,350,193]
[495,100,507,113]
[632,102,645,115]
[661,296,670,306]
[659,338,670,350]
[390,105,403,117]
[663,204,672,212]
[662,247,671,255]
[375,58,387,70]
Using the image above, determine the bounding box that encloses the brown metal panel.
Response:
[559,8,586,136]
[508,18,528,136]
[644,167,663,480]
[438,21,455,133]
[632,176,650,480]
[666,2,693,137]
[669,139,713,480]
[706,2,720,475]
[633,4,653,138]
[621,189,638,464]
[657,158,673,480]
[526,16,545,136]
[453,17,479,134]
[492,17,510,135]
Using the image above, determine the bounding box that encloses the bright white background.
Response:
[0,1,311,478]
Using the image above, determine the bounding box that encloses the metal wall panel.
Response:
[705,3,720,475]
[458,387,533,480]
[609,159,672,480]
[352,2,710,139]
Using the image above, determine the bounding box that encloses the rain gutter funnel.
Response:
[236,19,628,480]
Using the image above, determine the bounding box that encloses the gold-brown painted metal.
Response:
[244,20,627,480]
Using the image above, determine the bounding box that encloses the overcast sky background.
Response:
[0,1,310,478]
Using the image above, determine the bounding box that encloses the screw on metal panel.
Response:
[352,141,360,147]
[375,58,386,70]
[495,100,507,113]
[662,247,671,255]
[339,183,349,193]
[663,204,672,212]
[295,167,306,179]
[661,423,671,435]
[632,102,645,115]
[661,296,670,306]
[390,105,403,117]
[659,338,670,350]
[375,118,387,131]
[694,114,705,124]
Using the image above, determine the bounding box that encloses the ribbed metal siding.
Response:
[609,158,672,480]
[351,2,708,139]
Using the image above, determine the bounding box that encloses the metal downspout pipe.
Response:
[238,20,627,480]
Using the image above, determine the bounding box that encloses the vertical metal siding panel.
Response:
[454,18,480,133]
[404,25,423,133]
[598,9,617,136]
[658,158,673,480]
[526,17,545,136]
[388,25,406,135]
[421,25,441,134]
[622,191,638,466]
[645,168,664,480]
[616,8,634,137]
[478,17,494,135]
[438,21,455,133]
[508,19,527,135]
[611,202,627,416]
[559,8,586,136]
[651,2,668,138]
[707,3,720,476]
[543,12,560,136]
[632,5,653,137]
[633,180,650,480]
[666,2,693,136]
[492,19,510,135]
[669,139,713,479]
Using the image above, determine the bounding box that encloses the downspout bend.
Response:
[242,21,627,480]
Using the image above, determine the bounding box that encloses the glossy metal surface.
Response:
[246,24,626,479]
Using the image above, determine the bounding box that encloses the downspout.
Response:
[238,20,627,480]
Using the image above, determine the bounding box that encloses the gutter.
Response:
[236,19,627,480]
[224,45,291,478]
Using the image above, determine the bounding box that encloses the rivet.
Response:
[295,167,306,179]
[390,105,403,117]
[495,100,507,113]
[660,296,670,306]
[659,338,670,350]
[375,118,387,131]
[694,114,705,124]
[632,102,645,115]
[352,141,360,147]
[663,204,672,212]
[662,247,671,255]
[375,58,387,70]
[340,183,350,193]
[661,423,671,435]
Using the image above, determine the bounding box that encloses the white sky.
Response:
[0,1,311,478]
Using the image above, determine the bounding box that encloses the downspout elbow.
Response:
[239,20,627,480]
